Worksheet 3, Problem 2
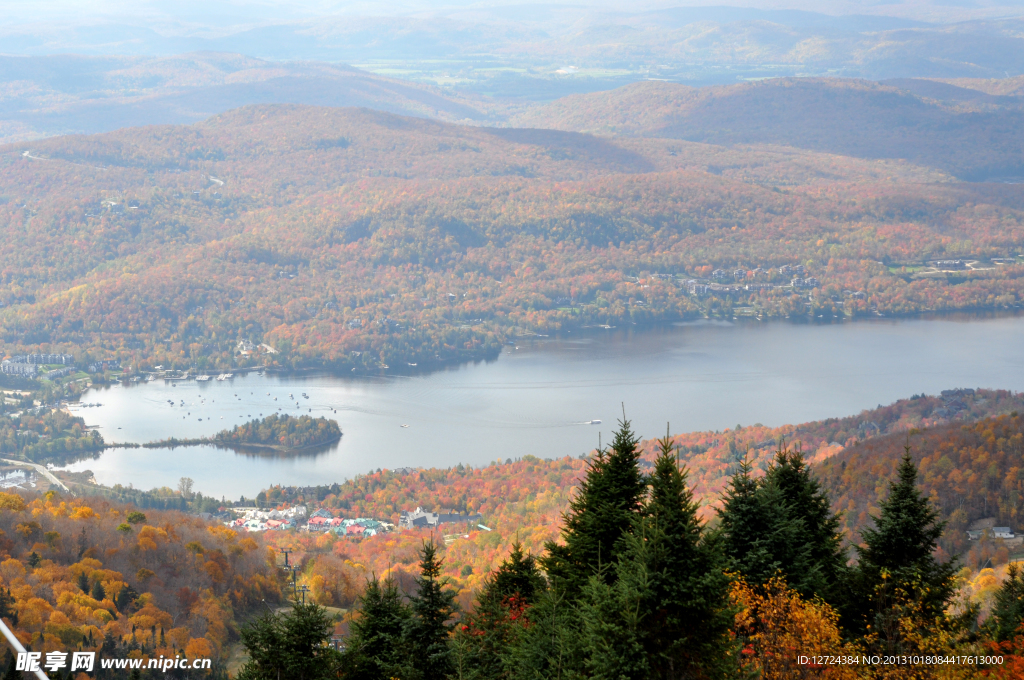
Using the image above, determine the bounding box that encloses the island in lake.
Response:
[148,414,342,453]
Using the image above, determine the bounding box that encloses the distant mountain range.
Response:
[514,77,1024,180]
[2,3,1024,99]
[0,52,498,144]
[5,51,1024,184]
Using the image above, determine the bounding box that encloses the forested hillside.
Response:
[647,388,1024,511]
[515,78,1024,179]
[1,103,1023,372]
[819,412,1024,570]
[0,491,279,675]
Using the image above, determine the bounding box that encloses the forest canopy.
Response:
[0,98,1021,373]
[212,414,341,450]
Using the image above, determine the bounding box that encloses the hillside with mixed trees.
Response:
[242,415,1024,679]
[0,491,280,678]
[0,94,1022,373]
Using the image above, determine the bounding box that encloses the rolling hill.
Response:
[514,78,1024,180]
[0,52,496,144]
[0,103,1022,373]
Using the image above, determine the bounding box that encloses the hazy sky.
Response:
[2,0,1022,28]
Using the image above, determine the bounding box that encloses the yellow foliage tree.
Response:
[731,575,861,680]
[0,493,26,512]
[860,573,987,680]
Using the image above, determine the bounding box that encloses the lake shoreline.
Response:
[107,307,1024,388]
[92,307,1019,391]
[60,312,1024,497]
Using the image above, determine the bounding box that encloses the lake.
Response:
[62,314,1024,499]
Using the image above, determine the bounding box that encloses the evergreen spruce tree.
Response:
[0,587,17,626]
[236,601,342,680]
[506,588,587,680]
[581,574,649,680]
[854,450,957,634]
[638,435,735,679]
[404,541,459,680]
[718,458,814,588]
[91,580,106,602]
[540,418,647,598]
[454,541,547,680]
[485,541,547,605]
[513,418,645,680]
[115,584,138,614]
[2,652,18,680]
[988,562,1024,642]
[341,575,412,680]
[763,446,847,604]
[584,435,736,680]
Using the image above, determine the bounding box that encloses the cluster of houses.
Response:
[86,359,121,373]
[227,505,308,532]
[306,509,395,536]
[687,264,819,297]
[225,503,482,536]
[11,354,75,365]
[225,505,396,535]
[236,340,278,356]
[1,361,37,376]
[933,388,975,419]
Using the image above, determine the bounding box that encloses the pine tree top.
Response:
[858,451,945,573]
[485,540,546,605]
[541,418,647,597]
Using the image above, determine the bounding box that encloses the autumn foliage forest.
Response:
[0,77,1022,372]
[0,491,279,678]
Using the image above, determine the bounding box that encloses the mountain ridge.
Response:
[512,77,1024,180]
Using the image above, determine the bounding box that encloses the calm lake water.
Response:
[62,315,1024,499]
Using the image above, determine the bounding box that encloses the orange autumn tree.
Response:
[731,575,860,680]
